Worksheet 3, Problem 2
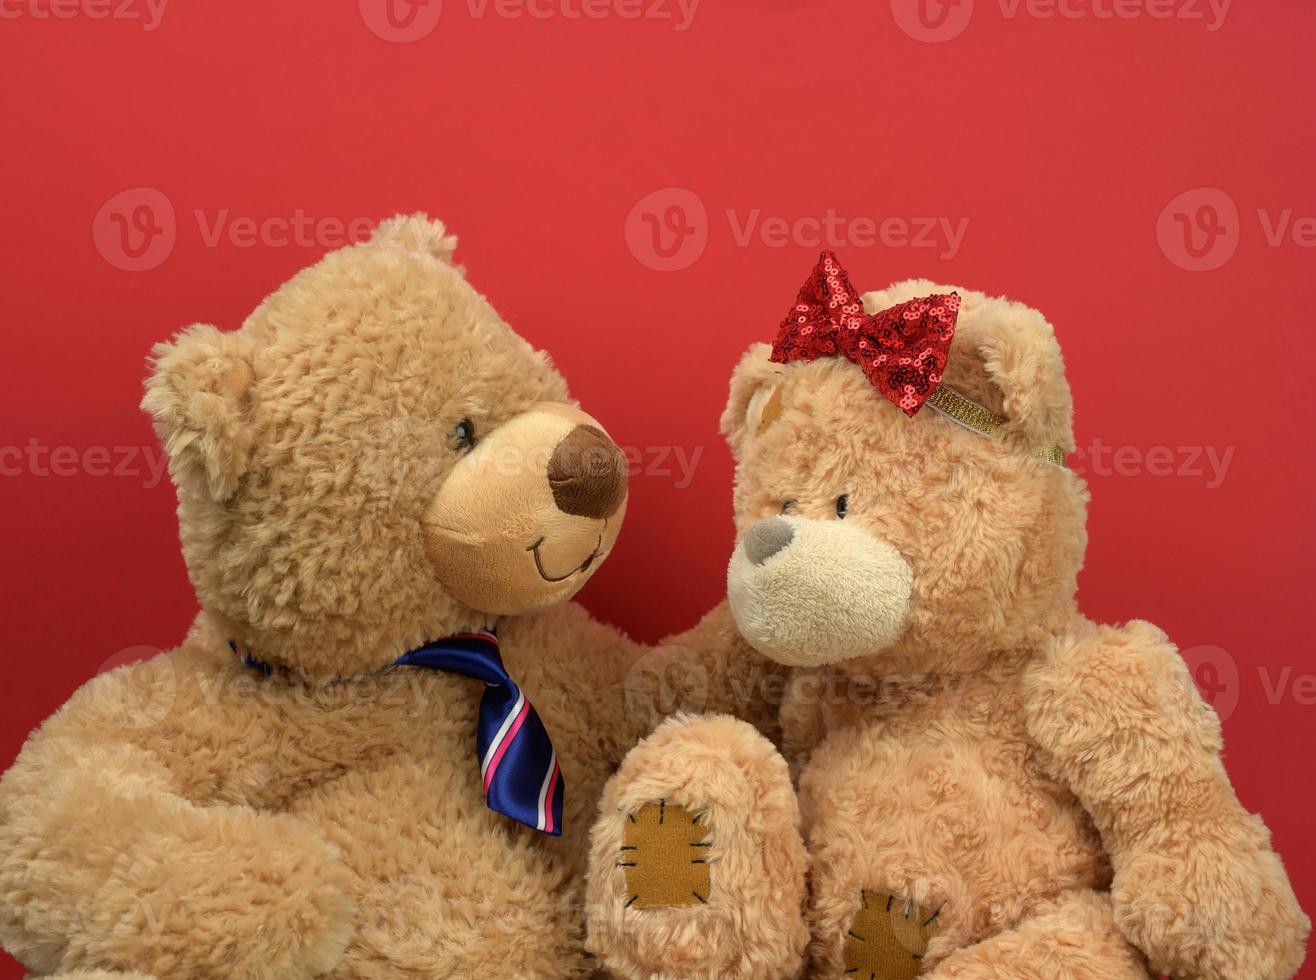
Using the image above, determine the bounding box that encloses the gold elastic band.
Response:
[926,385,1066,468]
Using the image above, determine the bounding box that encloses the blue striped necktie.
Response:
[233,630,565,835]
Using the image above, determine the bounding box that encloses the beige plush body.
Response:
[0,216,647,979]
[791,642,1135,978]
[587,275,1309,980]
[3,606,639,979]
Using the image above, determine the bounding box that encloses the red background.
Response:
[1,0,1313,976]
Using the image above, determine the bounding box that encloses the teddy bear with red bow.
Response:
[584,252,1308,980]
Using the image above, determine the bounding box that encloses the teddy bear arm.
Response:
[1021,620,1310,980]
[0,672,354,979]
[652,600,788,738]
[547,599,786,772]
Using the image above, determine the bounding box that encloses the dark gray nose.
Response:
[742,518,794,565]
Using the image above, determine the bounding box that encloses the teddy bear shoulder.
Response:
[1020,619,1223,768]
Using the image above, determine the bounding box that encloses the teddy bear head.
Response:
[723,269,1088,676]
[143,214,627,677]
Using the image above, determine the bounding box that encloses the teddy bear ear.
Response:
[947,292,1076,456]
[370,213,459,265]
[141,324,257,502]
[720,342,786,459]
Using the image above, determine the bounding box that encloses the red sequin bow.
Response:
[770,251,960,417]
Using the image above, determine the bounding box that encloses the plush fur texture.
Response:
[587,280,1308,979]
[0,217,652,979]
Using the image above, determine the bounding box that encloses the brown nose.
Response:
[547,425,627,519]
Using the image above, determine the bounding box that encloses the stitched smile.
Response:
[528,534,605,583]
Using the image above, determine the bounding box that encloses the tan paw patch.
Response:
[618,801,711,909]
[842,891,942,980]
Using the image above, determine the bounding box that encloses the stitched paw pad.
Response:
[843,891,942,980]
[618,800,712,909]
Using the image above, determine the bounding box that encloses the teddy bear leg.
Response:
[585,714,810,980]
[919,889,1151,980]
[809,885,1150,979]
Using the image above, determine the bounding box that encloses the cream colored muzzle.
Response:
[424,403,627,616]
[727,515,913,667]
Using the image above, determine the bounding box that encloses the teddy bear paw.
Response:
[842,891,941,980]
[1112,845,1309,980]
[618,799,712,909]
[585,714,809,980]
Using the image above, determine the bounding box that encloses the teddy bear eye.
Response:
[781,500,796,514]
[835,494,849,519]
[451,418,477,453]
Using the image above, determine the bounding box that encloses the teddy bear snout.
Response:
[742,517,795,565]
[422,404,626,616]
[727,516,914,667]
[548,425,628,520]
